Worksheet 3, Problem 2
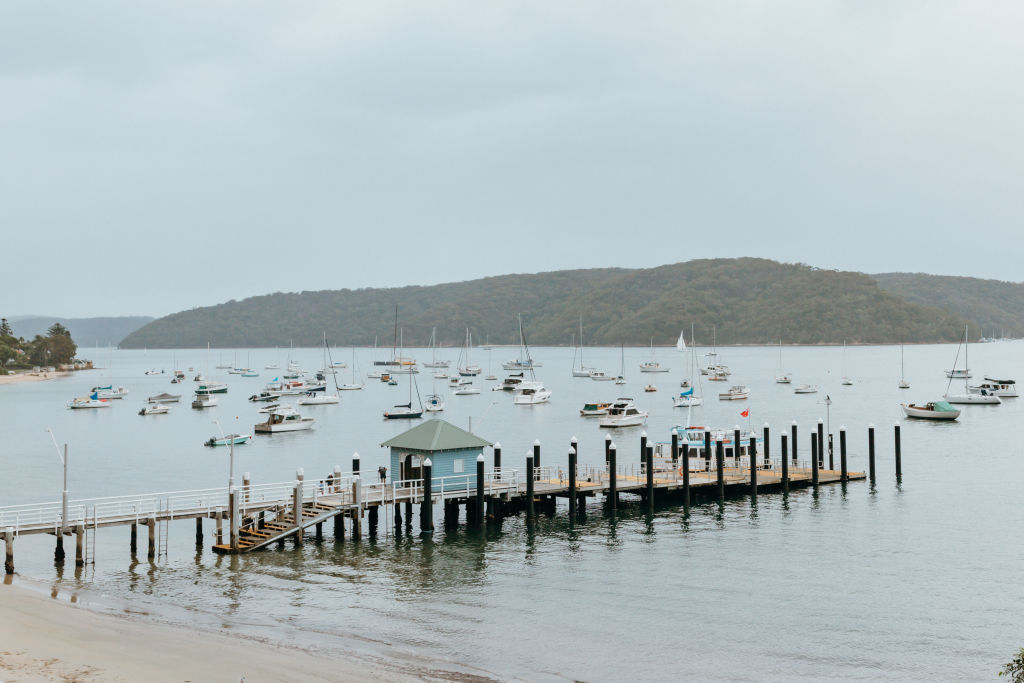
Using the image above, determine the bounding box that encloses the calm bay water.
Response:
[2,342,1023,680]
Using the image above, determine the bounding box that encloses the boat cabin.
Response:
[381,420,492,491]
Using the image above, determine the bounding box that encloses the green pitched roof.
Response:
[380,419,492,452]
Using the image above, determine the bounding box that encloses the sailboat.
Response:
[512,317,552,405]
[898,344,910,389]
[841,340,853,385]
[299,333,340,405]
[384,314,424,419]
[701,324,731,376]
[673,325,703,406]
[422,328,450,368]
[457,329,482,376]
[614,343,627,385]
[572,315,597,377]
[503,314,543,371]
[944,326,1000,405]
[339,348,364,390]
[774,339,792,383]
[639,338,670,373]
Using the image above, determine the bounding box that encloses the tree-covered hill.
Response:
[873,272,1024,339]
[120,259,975,348]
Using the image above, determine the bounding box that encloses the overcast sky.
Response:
[2,2,1022,318]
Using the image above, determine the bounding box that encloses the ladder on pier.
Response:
[211,499,344,555]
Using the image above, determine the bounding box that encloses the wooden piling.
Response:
[671,432,679,468]
[780,434,789,493]
[404,501,413,529]
[216,509,224,546]
[293,483,303,547]
[493,442,502,478]
[352,452,360,477]
[607,444,617,510]
[229,489,239,551]
[147,518,155,561]
[703,430,712,473]
[568,442,578,518]
[840,426,848,482]
[762,423,771,469]
[715,440,725,501]
[894,424,902,478]
[475,454,485,526]
[367,508,378,537]
[131,522,138,554]
[681,435,690,508]
[194,518,202,546]
[640,431,647,465]
[749,435,757,498]
[817,420,825,469]
[55,533,64,565]
[420,459,434,534]
[352,477,361,541]
[811,430,819,488]
[828,434,834,471]
[4,528,13,574]
[868,424,876,482]
[791,421,798,465]
[645,444,654,509]
[316,521,324,542]
[533,440,541,470]
[336,509,345,540]
[604,433,611,467]
[526,455,535,520]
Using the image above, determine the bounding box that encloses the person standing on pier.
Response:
[378,465,387,483]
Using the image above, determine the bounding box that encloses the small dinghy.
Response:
[205,434,252,447]
[139,405,169,416]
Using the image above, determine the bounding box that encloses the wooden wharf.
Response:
[0,423,892,572]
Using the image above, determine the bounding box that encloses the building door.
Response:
[402,454,422,483]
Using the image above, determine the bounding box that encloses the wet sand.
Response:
[0,578,424,682]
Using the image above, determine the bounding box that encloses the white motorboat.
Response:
[147,392,181,403]
[902,401,960,421]
[433,371,448,379]
[590,371,615,382]
[453,384,481,396]
[138,405,169,415]
[498,373,525,391]
[339,383,364,391]
[255,406,315,432]
[580,402,611,417]
[944,391,1000,405]
[144,369,162,376]
[513,381,551,405]
[794,384,818,394]
[718,385,750,400]
[945,369,971,379]
[297,391,339,405]
[192,394,218,409]
[68,395,110,409]
[598,398,648,428]
[242,370,259,378]
[204,434,252,447]
[195,381,228,395]
[502,358,541,371]
[257,403,281,413]
[971,377,1018,398]
[707,369,728,382]
[775,373,792,384]
[91,385,128,399]
[424,394,445,412]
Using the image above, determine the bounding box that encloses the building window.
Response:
[454,459,464,473]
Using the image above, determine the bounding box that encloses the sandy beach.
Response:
[0,578,435,682]
[0,372,68,386]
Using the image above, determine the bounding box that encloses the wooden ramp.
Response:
[212,498,346,555]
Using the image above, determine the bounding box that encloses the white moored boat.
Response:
[971,377,1018,398]
[901,401,960,421]
[91,385,128,399]
[794,384,818,394]
[255,406,315,433]
[424,394,445,412]
[718,385,750,401]
[297,391,339,405]
[138,405,169,415]
[513,381,551,405]
[147,392,181,403]
[68,395,110,409]
[191,394,218,409]
[453,383,481,396]
[580,402,611,417]
[598,398,648,428]
[944,326,997,404]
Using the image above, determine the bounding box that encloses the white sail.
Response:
[676,330,686,352]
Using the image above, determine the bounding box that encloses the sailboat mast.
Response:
[579,314,584,370]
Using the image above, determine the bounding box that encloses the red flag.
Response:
[740,409,749,418]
